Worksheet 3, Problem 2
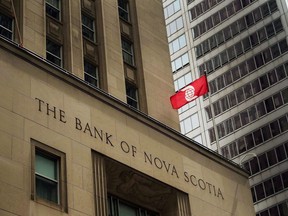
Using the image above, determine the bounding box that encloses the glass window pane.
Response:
[259,153,268,170]
[247,58,256,72]
[236,88,245,103]
[36,175,58,203]
[279,116,288,132]
[264,97,274,113]
[264,179,274,196]
[244,84,253,99]
[271,44,280,58]
[279,39,288,54]
[270,120,280,137]
[252,79,261,94]
[245,134,254,150]
[237,137,246,154]
[257,102,266,117]
[119,202,137,216]
[273,175,283,192]
[240,111,249,126]
[250,157,260,174]
[276,145,286,162]
[268,70,277,85]
[253,8,262,22]
[250,33,259,47]
[262,125,272,141]
[255,183,265,201]
[259,74,269,90]
[224,71,233,86]
[267,149,277,166]
[253,129,263,145]
[229,92,237,107]
[229,142,238,158]
[36,153,57,180]
[248,106,257,121]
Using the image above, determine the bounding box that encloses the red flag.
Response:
[170,75,209,109]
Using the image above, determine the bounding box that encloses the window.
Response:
[122,39,134,66]
[108,196,159,216]
[0,13,13,40]
[126,81,138,108]
[82,14,95,42]
[31,140,67,212]
[118,0,129,21]
[46,39,62,67]
[46,0,61,20]
[84,60,98,87]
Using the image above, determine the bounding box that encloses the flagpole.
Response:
[204,72,221,155]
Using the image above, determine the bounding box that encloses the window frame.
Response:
[31,139,67,212]
[82,13,96,42]
[84,60,99,87]
[126,81,138,109]
[46,39,63,67]
[0,13,14,40]
[46,0,61,21]
[118,0,130,22]
[121,38,135,66]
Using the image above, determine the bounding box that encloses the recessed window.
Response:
[126,81,138,108]
[82,14,95,42]
[31,140,67,212]
[121,39,134,66]
[0,13,13,40]
[118,0,129,21]
[35,151,59,203]
[46,39,62,67]
[46,0,61,20]
[84,60,99,87]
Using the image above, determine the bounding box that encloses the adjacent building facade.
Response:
[0,0,256,216]
[163,0,288,214]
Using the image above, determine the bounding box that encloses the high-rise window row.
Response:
[242,141,288,176]
[256,200,288,216]
[195,4,280,59]
[214,87,288,140]
[166,16,183,37]
[164,0,181,19]
[169,34,186,55]
[171,52,189,72]
[180,113,200,134]
[174,72,192,91]
[192,0,257,39]
[251,170,288,203]
[205,62,288,120]
[201,39,288,95]
[199,19,283,74]
[189,0,224,21]
[220,114,288,159]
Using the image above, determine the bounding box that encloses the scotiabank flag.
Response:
[170,75,209,109]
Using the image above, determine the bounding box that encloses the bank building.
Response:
[0,0,255,215]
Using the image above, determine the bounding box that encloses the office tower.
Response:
[163,0,288,214]
[0,0,255,215]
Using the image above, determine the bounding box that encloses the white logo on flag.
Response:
[182,85,197,102]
